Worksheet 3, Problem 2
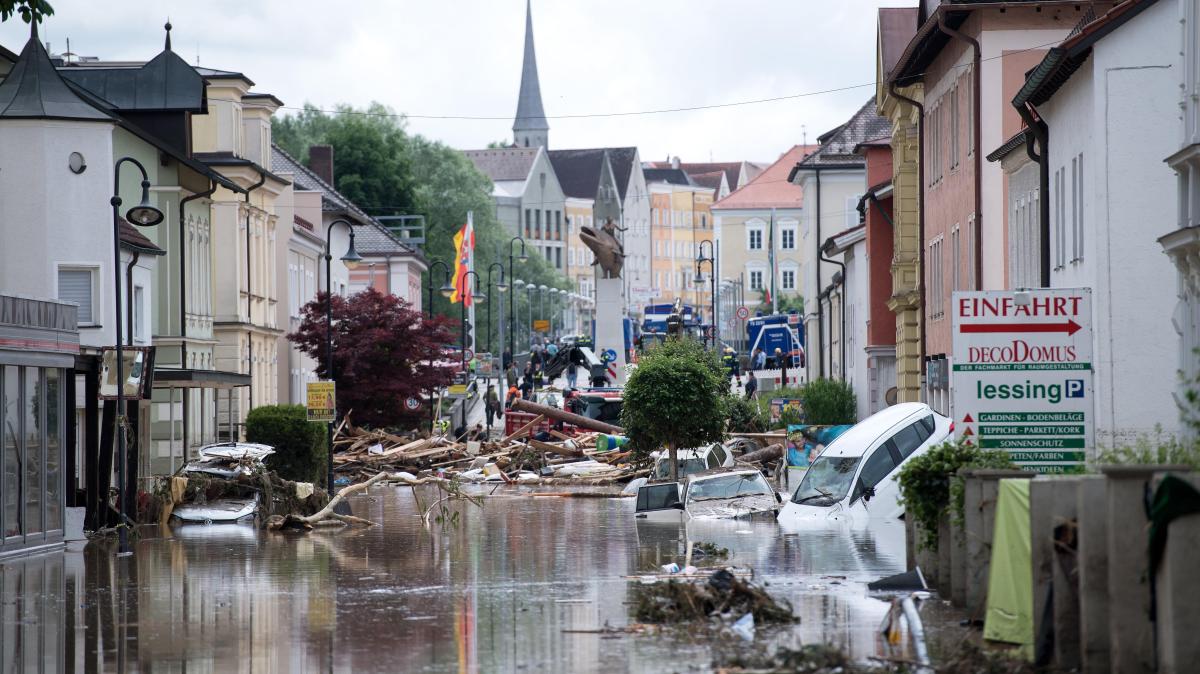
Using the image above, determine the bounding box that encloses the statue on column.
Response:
[580,217,625,279]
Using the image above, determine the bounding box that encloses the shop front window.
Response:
[45,369,60,532]
[24,368,42,536]
[3,367,20,539]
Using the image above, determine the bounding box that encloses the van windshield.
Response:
[687,473,772,502]
[653,457,707,480]
[791,456,860,507]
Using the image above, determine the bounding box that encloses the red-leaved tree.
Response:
[288,288,457,428]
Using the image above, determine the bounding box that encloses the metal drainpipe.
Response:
[937,13,982,290]
[814,168,825,379]
[243,172,266,417]
[125,250,140,345]
[178,180,217,367]
[888,80,927,392]
[819,239,847,379]
[1015,103,1051,287]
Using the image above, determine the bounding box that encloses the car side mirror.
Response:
[861,484,875,502]
[775,492,783,504]
[672,502,686,510]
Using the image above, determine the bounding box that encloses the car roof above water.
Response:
[817,402,933,459]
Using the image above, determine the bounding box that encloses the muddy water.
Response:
[6,485,914,673]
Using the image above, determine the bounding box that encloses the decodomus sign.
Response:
[951,289,1094,474]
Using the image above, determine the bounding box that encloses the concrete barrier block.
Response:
[1050,478,1082,671]
[1077,475,1109,674]
[1152,471,1200,674]
[963,469,1030,621]
[1029,478,1056,663]
[1102,465,1187,674]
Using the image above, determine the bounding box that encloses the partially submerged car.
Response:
[635,467,782,521]
[649,444,735,481]
[776,402,951,525]
[172,442,275,525]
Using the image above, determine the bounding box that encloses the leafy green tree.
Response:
[622,338,729,480]
[272,103,570,349]
[1,0,52,24]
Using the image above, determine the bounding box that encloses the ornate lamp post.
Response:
[323,219,363,495]
[486,262,508,357]
[508,237,527,359]
[111,156,164,553]
[695,239,717,349]
[425,260,455,433]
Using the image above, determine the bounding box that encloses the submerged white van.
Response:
[776,402,951,525]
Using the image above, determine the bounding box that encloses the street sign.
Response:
[601,348,617,363]
[463,348,475,362]
[404,397,421,411]
[735,306,750,320]
[727,317,737,328]
[951,289,1093,474]
[306,381,336,423]
[447,383,469,399]
[533,319,550,332]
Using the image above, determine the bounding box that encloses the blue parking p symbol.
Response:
[1066,380,1085,398]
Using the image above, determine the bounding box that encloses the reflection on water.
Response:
[2,486,911,673]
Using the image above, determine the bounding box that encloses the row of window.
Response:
[927,217,977,322]
[1054,153,1085,269]
[652,208,709,229]
[522,208,563,241]
[746,267,797,292]
[1,366,64,544]
[926,69,975,187]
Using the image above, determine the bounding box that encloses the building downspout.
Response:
[125,249,140,341]
[814,168,824,378]
[243,172,267,414]
[937,14,982,290]
[178,180,217,367]
[888,81,927,390]
[1015,103,1051,286]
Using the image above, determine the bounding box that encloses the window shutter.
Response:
[58,269,93,323]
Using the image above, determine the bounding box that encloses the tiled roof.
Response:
[119,219,165,255]
[58,35,207,113]
[547,149,607,199]
[689,170,726,191]
[712,145,814,211]
[793,98,888,173]
[463,147,539,182]
[353,222,420,257]
[271,144,373,226]
[878,7,919,80]
[643,168,693,186]
[647,160,745,190]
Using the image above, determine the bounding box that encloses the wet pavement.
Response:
[5,484,929,673]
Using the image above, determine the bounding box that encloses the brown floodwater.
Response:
[2,484,925,673]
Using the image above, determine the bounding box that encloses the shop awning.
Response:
[153,368,251,389]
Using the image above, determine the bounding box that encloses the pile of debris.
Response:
[633,569,798,625]
[332,407,646,486]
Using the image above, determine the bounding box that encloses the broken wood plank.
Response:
[529,438,583,458]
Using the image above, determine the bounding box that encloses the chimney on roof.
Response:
[670,156,680,169]
[309,144,334,186]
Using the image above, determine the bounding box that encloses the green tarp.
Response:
[984,478,1033,654]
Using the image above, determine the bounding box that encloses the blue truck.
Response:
[746,312,805,368]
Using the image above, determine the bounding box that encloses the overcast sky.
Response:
[2,0,916,163]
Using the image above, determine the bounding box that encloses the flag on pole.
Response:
[451,219,475,306]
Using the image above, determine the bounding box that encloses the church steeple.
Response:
[513,0,548,149]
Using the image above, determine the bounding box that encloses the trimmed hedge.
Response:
[245,404,327,486]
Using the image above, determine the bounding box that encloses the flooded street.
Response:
[7,485,920,673]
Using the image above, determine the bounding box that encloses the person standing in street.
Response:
[745,371,758,400]
[566,363,578,389]
[775,348,788,387]
[485,384,500,432]
[752,348,766,370]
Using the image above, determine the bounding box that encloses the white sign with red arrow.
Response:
[951,288,1094,474]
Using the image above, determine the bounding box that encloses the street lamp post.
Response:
[486,262,508,358]
[538,285,548,340]
[508,237,527,360]
[525,284,536,353]
[549,288,561,340]
[111,157,165,553]
[323,219,363,496]
[696,240,717,350]
[425,261,455,433]
[459,271,486,431]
